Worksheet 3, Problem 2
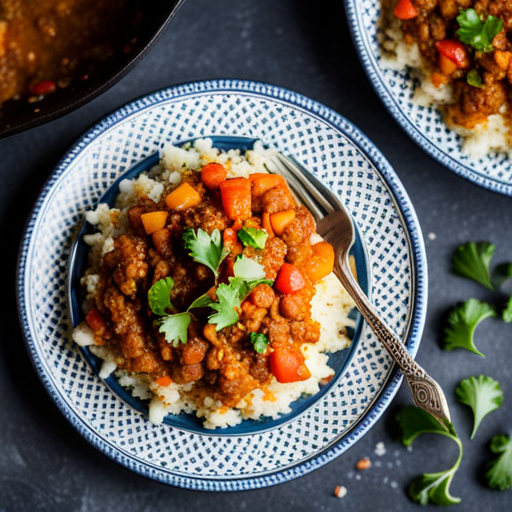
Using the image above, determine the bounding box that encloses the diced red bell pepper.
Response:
[274,263,306,295]
[85,308,106,334]
[29,80,57,96]
[268,346,311,383]
[394,0,418,20]
[435,40,469,68]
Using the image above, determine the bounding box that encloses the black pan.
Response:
[0,0,186,140]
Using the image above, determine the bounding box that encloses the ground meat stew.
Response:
[83,162,336,409]
[390,0,512,130]
[0,0,141,107]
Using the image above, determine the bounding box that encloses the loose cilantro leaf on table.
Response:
[396,406,462,506]
[457,9,503,53]
[467,69,484,88]
[486,434,512,491]
[492,262,512,291]
[208,283,240,330]
[158,312,191,347]
[250,332,269,354]
[503,296,512,323]
[455,375,503,439]
[148,277,176,316]
[183,227,229,279]
[452,241,495,289]
[238,227,268,250]
[443,299,496,356]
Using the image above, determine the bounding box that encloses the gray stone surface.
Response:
[1,0,511,510]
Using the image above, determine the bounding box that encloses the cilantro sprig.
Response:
[148,277,176,316]
[455,375,503,439]
[443,299,496,356]
[158,312,191,346]
[397,406,462,506]
[238,226,268,250]
[456,9,503,53]
[250,332,269,354]
[467,69,484,88]
[452,241,495,289]
[486,434,512,491]
[183,227,229,279]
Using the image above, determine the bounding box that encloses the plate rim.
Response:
[16,78,428,491]
[343,0,512,197]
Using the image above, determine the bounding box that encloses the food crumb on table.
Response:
[428,232,436,240]
[334,485,347,498]
[374,441,386,456]
[356,457,371,470]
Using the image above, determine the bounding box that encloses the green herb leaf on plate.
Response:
[455,375,504,439]
[467,69,484,88]
[183,227,229,279]
[148,277,176,316]
[250,332,269,354]
[188,292,215,311]
[233,254,267,281]
[208,283,241,331]
[158,312,191,346]
[238,227,268,250]
[443,299,496,356]
[457,8,503,53]
[396,406,462,506]
[486,434,512,491]
[452,241,495,289]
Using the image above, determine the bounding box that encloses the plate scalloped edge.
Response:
[16,79,428,491]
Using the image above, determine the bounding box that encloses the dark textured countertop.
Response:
[1,0,511,510]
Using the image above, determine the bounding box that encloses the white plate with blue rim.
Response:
[345,0,512,196]
[17,79,427,491]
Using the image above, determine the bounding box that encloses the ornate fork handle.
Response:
[335,260,451,425]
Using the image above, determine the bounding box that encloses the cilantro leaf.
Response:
[486,434,512,491]
[228,276,273,303]
[233,254,267,281]
[158,312,191,346]
[443,299,496,356]
[467,69,484,88]
[208,283,240,330]
[452,241,495,289]
[148,277,176,316]
[238,227,268,250]
[455,375,503,439]
[250,332,269,354]
[503,296,512,323]
[188,292,214,310]
[492,262,512,291]
[183,228,229,279]
[396,407,462,506]
[457,9,503,53]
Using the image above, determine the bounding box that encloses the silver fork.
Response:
[268,153,451,427]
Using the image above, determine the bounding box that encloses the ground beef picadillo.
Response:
[390,0,512,130]
[84,163,335,407]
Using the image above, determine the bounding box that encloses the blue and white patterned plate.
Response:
[345,0,512,195]
[17,79,427,490]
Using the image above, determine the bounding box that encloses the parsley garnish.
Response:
[443,299,496,356]
[452,241,495,289]
[238,227,268,250]
[486,434,512,491]
[457,8,503,53]
[183,227,229,279]
[148,277,176,316]
[250,332,269,354]
[397,406,462,506]
[455,375,503,439]
[467,69,484,88]
[158,312,191,347]
[207,283,240,330]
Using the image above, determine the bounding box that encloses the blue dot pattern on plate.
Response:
[345,0,512,195]
[17,80,427,491]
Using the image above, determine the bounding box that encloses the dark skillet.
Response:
[0,0,186,140]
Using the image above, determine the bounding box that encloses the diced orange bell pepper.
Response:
[274,263,306,294]
[394,0,418,20]
[85,308,106,334]
[219,178,252,220]
[270,210,295,236]
[140,211,168,235]
[155,376,173,387]
[438,54,458,76]
[201,163,227,189]
[262,212,274,236]
[165,182,202,211]
[268,346,311,383]
[302,241,335,283]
